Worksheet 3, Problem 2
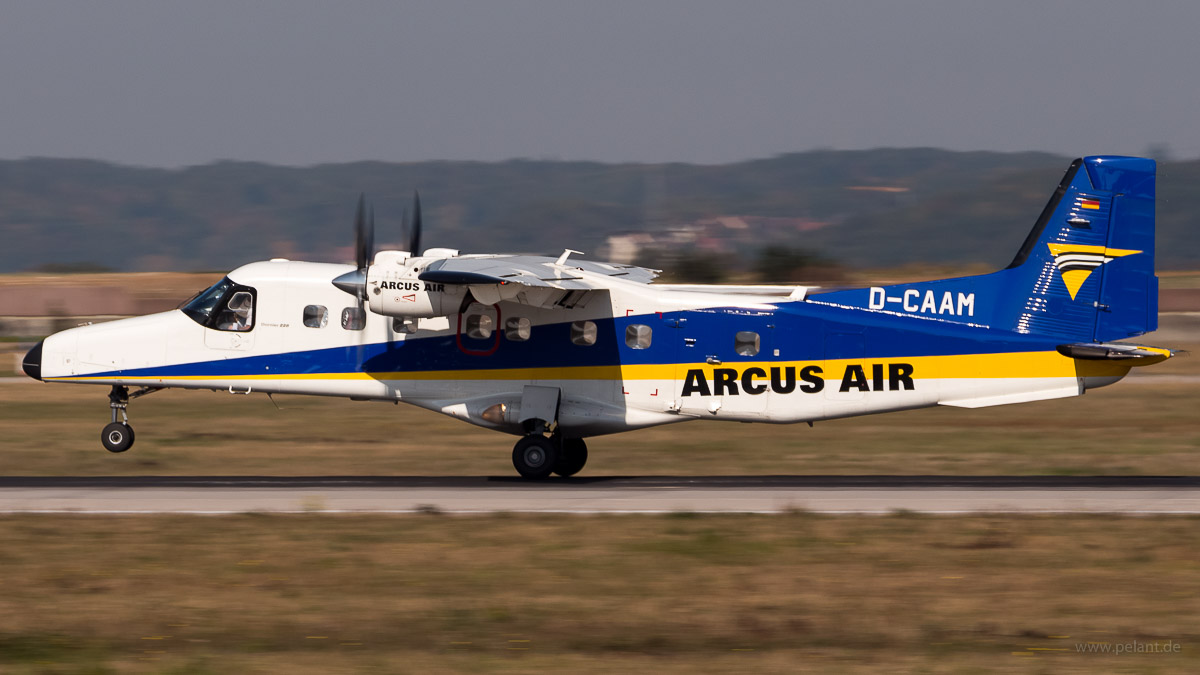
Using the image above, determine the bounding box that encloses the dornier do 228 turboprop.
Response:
[22,156,1175,478]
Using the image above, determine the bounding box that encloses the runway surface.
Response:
[2,475,1198,514]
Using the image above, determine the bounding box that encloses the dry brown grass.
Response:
[0,513,1196,673]
[1158,270,1200,289]
[0,272,216,294]
[2,276,1197,672]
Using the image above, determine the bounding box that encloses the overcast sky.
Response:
[1,1,1197,167]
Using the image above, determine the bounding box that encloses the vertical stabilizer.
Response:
[806,156,1158,341]
[1002,156,1156,340]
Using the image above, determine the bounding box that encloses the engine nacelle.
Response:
[366,251,464,318]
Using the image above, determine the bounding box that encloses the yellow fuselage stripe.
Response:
[46,350,1131,383]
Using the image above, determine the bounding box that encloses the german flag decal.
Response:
[1047,243,1141,300]
[1079,199,1101,210]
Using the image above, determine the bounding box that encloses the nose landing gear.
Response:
[101,385,161,453]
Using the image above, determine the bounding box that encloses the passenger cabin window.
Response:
[625,324,652,349]
[735,331,760,356]
[571,320,597,346]
[181,277,257,332]
[341,307,365,331]
[465,314,494,339]
[505,317,531,341]
[303,305,328,328]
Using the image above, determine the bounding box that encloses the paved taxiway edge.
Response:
[2,487,1200,514]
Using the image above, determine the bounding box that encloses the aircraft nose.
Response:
[22,340,43,381]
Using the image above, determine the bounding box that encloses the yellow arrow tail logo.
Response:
[1047,244,1141,300]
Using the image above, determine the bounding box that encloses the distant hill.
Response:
[1,149,1196,273]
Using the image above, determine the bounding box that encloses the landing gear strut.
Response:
[510,433,589,479]
[101,385,160,453]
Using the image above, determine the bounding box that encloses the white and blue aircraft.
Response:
[22,156,1174,478]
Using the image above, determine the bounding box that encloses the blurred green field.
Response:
[1,349,1197,477]
[0,513,1196,673]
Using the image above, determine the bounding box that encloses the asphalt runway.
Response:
[1,475,1198,514]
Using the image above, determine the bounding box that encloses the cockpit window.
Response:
[181,277,257,332]
[182,278,233,324]
[214,291,255,332]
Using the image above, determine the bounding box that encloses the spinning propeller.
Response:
[409,191,422,258]
[332,191,423,303]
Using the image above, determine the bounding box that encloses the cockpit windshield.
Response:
[181,277,256,332]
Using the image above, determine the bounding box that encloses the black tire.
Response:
[553,438,588,477]
[512,435,558,480]
[101,422,134,453]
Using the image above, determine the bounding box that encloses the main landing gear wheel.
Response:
[553,438,588,478]
[512,435,559,480]
[101,422,134,453]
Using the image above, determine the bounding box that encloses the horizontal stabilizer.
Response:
[1056,342,1174,365]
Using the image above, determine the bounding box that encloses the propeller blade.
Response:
[366,203,375,268]
[409,191,422,256]
[354,194,367,270]
[401,207,409,254]
[335,194,373,301]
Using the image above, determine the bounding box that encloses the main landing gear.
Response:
[101,385,160,453]
[511,434,588,480]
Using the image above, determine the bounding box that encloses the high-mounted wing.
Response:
[417,254,658,309]
[419,255,657,289]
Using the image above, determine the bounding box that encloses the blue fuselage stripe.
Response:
[82,302,1065,380]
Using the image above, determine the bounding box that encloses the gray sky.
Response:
[2,1,1198,167]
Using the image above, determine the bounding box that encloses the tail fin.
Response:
[810,156,1158,341]
[1000,155,1157,340]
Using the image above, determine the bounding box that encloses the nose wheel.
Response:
[101,422,135,453]
[101,385,160,453]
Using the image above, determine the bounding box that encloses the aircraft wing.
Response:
[417,255,658,308]
[419,255,657,289]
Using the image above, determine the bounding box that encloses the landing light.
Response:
[481,403,507,424]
